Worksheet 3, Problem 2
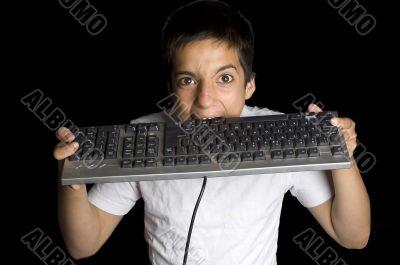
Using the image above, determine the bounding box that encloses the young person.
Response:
[55,1,370,264]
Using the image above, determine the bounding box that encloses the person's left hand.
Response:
[308,103,357,157]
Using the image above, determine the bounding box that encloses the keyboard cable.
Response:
[182,176,208,265]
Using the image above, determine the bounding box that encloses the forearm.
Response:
[331,158,370,248]
[58,185,101,258]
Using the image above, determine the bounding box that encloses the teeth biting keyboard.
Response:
[61,111,351,185]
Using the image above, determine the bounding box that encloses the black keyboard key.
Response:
[219,124,229,131]
[297,132,309,139]
[188,156,199,165]
[240,135,251,143]
[230,123,241,130]
[308,147,319,157]
[272,127,281,134]
[147,140,158,148]
[176,146,187,155]
[135,149,145,157]
[180,137,190,146]
[300,119,309,126]
[126,125,136,134]
[247,142,258,151]
[307,137,318,147]
[135,142,146,149]
[295,139,306,148]
[270,140,281,150]
[309,131,322,138]
[265,121,275,128]
[199,155,211,164]
[284,149,295,158]
[288,120,298,127]
[133,159,144,168]
[317,137,329,146]
[308,125,317,132]
[149,123,160,131]
[136,136,146,144]
[147,135,158,141]
[122,159,132,168]
[248,128,260,136]
[263,133,273,141]
[146,147,157,157]
[92,149,105,160]
[230,153,241,162]
[97,130,107,139]
[330,134,342,145]
[137,126,148,136]
[254,151,266,160]
[282,139,294,148]
[332,146,344,155]
[145,158,156,167]
[254,122,264,129]
[224,143,234,152]
[271,150,283,159]
[296,148,308,158]
[242,152,253,161]
[228,136,239,144]
[122,149,133,159]
[188,145,199,155]
[87,127,97,134]
[259,140,270,150]
[275,133,286,140]
[107,143,116,150]
[124,136,134,143]
[252,136,263,142]
[276,120,287,127]
[211,144,223,154]
[164,157,174,166]
[176,156,187,165]
[164,147,175,156]
[105,150,116,159]
[244,122,253,129]
[218,154,230,163]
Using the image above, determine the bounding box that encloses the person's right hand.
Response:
[54,127,83,190]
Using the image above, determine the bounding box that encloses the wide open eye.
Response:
[218,74,234,84]
[178,77,196,87]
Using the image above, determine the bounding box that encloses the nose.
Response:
[195,80,216,109]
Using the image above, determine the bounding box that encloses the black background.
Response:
[9,0,397,264]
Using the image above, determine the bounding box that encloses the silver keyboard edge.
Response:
[61,159,351,185]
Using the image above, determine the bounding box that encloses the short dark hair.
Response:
[162,0,255,86]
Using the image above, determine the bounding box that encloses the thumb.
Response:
[54,142,79,160]
[308,103,322,113]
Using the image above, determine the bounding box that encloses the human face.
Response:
[171,39,255,121]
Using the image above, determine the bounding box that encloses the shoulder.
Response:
[241,105,283,117]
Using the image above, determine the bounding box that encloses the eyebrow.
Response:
[216,64,237,74]
[175,64,238,77]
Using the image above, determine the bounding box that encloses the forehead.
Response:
[173,39,240,68]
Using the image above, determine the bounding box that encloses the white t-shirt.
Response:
[88,105,333,265]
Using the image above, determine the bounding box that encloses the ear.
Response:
[244,75,256,100]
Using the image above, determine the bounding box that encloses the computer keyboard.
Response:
[60,111,351,185]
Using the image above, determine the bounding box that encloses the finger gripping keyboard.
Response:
[61,111,351,185]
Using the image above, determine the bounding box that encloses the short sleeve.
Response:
[88,182,142,216]
[289,170,334,208]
